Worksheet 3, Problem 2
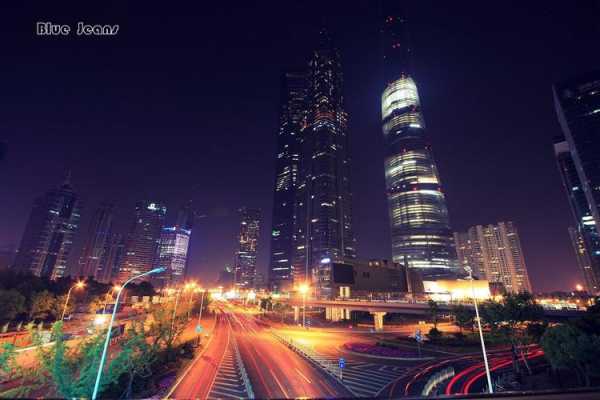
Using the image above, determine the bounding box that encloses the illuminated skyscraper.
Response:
[293,30,356,291]
[554,71,600,293]
[14,175,81,279]
[156,226,191,287]
[269,70,307,292]
[97,233,125,284]
[381,3,457,278]
[454,222,532,293]
[117,201,166,283]
[235,207,261,289]
[78,203,114,279]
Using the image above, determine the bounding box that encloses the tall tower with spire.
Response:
[381,2,457,278]
[292,29,357,296]
[14,174,82,279]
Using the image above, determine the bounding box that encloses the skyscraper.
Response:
[269,70,307,292]
[14,175,81,279]
[117,201,166,283]
[156,225,191,287]
[234,207,260,289]
[381,3,457,278]
[293,30,357,290]
[454,222,532,293]
[97,233,125,284]
[554,71,600,294]
[78,203,114,279]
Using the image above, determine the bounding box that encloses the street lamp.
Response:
[299,283,309,328]
[92,267,165,400]
[465,266,493,394]
[61,280,85,321]
[102,285,122,314]
[195,288,206,346]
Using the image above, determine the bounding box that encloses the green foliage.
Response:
[146,303,187,354]
[541,324,600,387]
[451,304,474,333]
[0,289,26,322]
[0,343,17,378]
[30,291,57,320]
[428,300,440,329]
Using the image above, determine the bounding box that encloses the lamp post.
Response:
[102,285,122,314]
[299,284,309,328]
[195,288,205,346]
[186,282,198,320]
[92,267,165,400]
[61,281,85,321]
[465,266,493,394]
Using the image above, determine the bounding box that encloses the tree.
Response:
[479,300,505,331]
[32,321,147,398]
[541,324,600,387]
[145,303,188,356]
[428,300,440,329]
[451,304,474,334]
[0,289,26,322]
[30,291,57,321]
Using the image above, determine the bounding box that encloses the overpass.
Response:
[275,298,584,331]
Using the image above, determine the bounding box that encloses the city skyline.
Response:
[1,2,599,291]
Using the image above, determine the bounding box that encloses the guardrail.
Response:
[271,331,356,396]
[422,366,455,396]
[231,334,254,399]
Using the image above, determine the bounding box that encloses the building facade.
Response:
[269,70,307,292]
[293,30,357,287]
[454,222,532,293]
[234,207,261,289]
[554,72,600,294]
[156,226,191,287]
[78,203,114,279]
[14,176,81,279]
[97,233,125,284]
[117,201,166,283]
[381,3,457,279]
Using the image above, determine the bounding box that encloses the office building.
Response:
[293,29,357,286]
[554,72,600,294]
[381,2,457,279]
[117,201,166,283]
[14,175,81,279]
[156,225,191,287]
[78,203,114,279]
[234,207,260,289]
[97,233,125,284]
[454,222,532,293]
[269,70,307,292]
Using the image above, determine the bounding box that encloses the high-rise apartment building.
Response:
[454,222,532,293]
[293,30,356,290]
[554,71,600,294]
[14,176,81,279]
[269,70,307,292]
[381,2,457,279]
[117,201,166,283]
[78,203,114,279]
[234,207,260,289]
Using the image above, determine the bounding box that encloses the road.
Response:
[167,313,230,399]
[229,307,352,399]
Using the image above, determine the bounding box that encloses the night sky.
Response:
[1,1,599,291]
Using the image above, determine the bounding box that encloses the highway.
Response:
[167,305,352,399]
[229,307,352,399]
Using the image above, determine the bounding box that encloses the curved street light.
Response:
[61,280,85,321]
[92,267,165,400]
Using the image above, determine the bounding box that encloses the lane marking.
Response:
[270,368,290,399]
[296,368,313,384]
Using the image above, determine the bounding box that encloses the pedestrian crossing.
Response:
[208,341,250,399]
[311,354,409,397]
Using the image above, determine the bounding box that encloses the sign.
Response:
[339,358,345,369]
[415,329,423,343]
[195,324,203,334]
